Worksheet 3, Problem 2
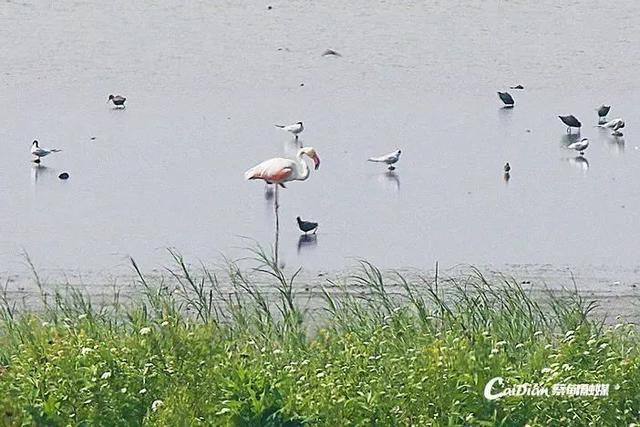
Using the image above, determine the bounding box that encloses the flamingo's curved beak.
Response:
[313,154,320,170]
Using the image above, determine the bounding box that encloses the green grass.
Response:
[0,248,638,426]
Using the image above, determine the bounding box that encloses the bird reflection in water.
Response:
[297,234,317,253]
[503,172,511,183]
[31,164,54,184]
[608,136,625,154]
[568,155,589,172]
[383,171,400,191]
[264,184,274,201]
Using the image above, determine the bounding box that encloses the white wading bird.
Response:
[567,138,589,155]
[597,118,625,136]
[368,149,401,170]
[31,140,61,163]
[274,121,304,139]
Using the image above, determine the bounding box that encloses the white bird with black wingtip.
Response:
[368,149,402,170]
[567,138,589,155]
[275,121,304,139]
[31,140,61,163]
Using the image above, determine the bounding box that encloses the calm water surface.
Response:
[1,1,639,286]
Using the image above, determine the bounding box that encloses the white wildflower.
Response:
[80,347,93,356]
[100,371,112,380]
[139,388,147,394]
[78,314,88,320]
[139,327,152,335]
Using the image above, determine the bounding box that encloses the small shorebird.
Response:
[296,216,318,234]
[108,94,126,108]
[558,115,582,133]
[567,137,589,155]
[322,49,341,57]
[597,104,611,118]
[497,91,515,107]
[597,118,625,136]
[368,149,401,170]
[275,121,304,140]
[31,140,61,163]
[504,162,511,173]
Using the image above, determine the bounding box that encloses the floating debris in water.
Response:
[300,83,305,86]
[267,5,272,10]
[90,136,96,140]
[510,84,524,89]
[58,172,69,180]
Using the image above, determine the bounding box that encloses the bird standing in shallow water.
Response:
[597,118,625,136]
[558,115,582,133]
[504,162,511,173]
[497,91,515,107]
[368,149,401,170]
[296,217,318,234]
[31,140,61,163]
[275,122,304,140]
[597,105,611,120]
[567,137,589,155]
[108,94,126,108]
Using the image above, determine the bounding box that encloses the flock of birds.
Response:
[28,84,626,241]
[497,89,626,177]
[243,118,402,237]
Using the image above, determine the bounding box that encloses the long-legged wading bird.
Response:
[597,104,611,118]
[31,140,61,163]
[497,91,515,107]
[108,94,126,108]
[296,216,318,234]
[368,149,401,170]
[567,137,589,155]
[245,147,320,263]
[275,121,304,140]
[597,118,625,136]
[558,115,582,133]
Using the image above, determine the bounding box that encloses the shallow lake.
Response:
[1,1,639,298]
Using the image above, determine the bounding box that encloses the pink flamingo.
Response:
[245,147,320,264]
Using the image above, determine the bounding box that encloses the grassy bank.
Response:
[0,250,638,426]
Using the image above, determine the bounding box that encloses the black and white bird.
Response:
[597,104,611,119]
[567,137,589,155]
[504,162,511,173]
[368,149,401,170]
[558,115,582,133]
[275,121,304,139]
[296,216,318,234]
[31,140,61,163]
[108,94,126,108]
[497,91,515,107]
[597,118,625,136]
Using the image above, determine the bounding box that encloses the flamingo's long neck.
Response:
[296,152,310,181]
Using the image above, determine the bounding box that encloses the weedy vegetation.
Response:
[0,248,638,426]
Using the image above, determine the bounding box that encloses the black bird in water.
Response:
[509,84,524,90]
[296,216,318,234]
[322,49,341,57]
[504,162,511,173]
[108,94,126,108]
[558,115,581,133]
[497,91,514,107]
